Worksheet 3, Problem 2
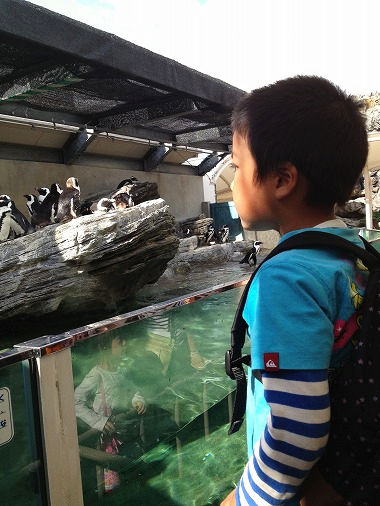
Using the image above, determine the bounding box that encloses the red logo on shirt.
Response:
[264,353,279,371]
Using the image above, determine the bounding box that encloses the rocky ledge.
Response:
[0,198,179,339]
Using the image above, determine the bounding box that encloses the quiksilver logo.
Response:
[265,359,277,368]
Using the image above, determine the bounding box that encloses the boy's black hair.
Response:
[232,76,368,207]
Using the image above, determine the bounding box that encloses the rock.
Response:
[168,243,234,268]
[177,236,198,253]
[0,198,178,337]
[178,215,213,236]
[366,105,380,131]
[335,200,365,218]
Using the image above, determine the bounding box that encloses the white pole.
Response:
[364,164,373,229]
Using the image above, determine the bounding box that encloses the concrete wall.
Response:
[0,159,204,221]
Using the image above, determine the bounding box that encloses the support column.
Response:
[36,349,83,506]
[363,164,373,230]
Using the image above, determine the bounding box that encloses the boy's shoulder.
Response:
[253,227,365,297]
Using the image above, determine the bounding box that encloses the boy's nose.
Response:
[230,179,235,192]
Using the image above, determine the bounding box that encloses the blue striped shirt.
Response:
[236,370,330,505]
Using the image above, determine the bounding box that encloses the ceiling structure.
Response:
[0,0,246,174]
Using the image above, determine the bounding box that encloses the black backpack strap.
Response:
[225,230,380,435]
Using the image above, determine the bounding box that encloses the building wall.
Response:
[0,159,204,221]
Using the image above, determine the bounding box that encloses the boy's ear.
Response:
[273,162,299,199]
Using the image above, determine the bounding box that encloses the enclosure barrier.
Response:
[0,278,248,506]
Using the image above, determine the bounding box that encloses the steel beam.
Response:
[197,153,221,176]
[143,145,171,171]
[62,128,95,164]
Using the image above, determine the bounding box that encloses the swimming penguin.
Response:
[205,225,215,245]
[36,187,50,203]
[24,194,40,217]
[56,177,81,223]
[239,240,263,267]
[216,225,229,244]
[0,195,12,241]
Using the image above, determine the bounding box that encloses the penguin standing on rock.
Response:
[116,176,138,191]
[240,240,263,267]
[0,195,31,239]
[205,225,215,245]
[0,195,12,241]
[24,194,40,217]
[216,225,229,244]
[90,197,116,213]
[32,183,63,227]
[9,198,32,235]
[112,178,137,209]
[56,177,81,223]
[36,187,50,204]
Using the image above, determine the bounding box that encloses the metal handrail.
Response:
[0,277,248,366]
[0,346,37,368]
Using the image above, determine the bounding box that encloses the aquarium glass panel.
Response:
[72,286,247,505]
[0,360,46,505]
[361,228,380,251]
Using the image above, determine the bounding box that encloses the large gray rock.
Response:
[0,198,178,330]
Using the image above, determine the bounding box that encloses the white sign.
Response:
[0,387,14,446]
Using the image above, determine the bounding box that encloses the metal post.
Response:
[36,349,84,506]
[364,164,373,230]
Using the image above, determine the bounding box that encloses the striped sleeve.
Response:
[236,369,330,506]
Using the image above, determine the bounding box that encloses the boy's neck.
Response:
[278,207,336,236]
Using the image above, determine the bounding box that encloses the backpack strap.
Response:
[225,230,380,435]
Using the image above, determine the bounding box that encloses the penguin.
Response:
[91,197,116,213]
[205,225,215,245]
[114,192,133,209]
[36,187,50,203]
[79,200,94,216]
[116,176,138,191]
[24,194,40,217]
[33,183,63,227]
[216,225,229,244]
[9,198,32,235]
[0,195,12,241]
[56,177,81,223]
[239,240,263,267]
[0,195,30,239]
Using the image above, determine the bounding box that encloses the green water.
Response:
[72,287,248,506]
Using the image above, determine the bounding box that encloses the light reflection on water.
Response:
[72,285,250,505]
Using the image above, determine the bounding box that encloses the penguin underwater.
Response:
[56,177,81,223]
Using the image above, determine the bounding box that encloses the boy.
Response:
[221,76,368,506]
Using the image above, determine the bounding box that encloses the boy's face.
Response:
[231,132,276,230]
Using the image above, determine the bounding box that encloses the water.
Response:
[72,285,250,506]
